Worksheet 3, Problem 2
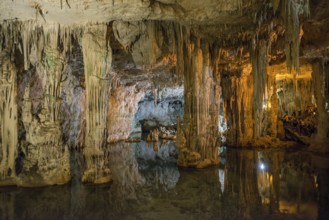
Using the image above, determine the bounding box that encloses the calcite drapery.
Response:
[81,24,112,184]
[176,29,220,168]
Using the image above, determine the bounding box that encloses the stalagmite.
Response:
[81,24,112,184]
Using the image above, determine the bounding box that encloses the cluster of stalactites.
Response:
[173,24,191,80]
[0,20,81,71]
[274,0,310,73]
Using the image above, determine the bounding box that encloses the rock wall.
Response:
[134,86,184,132]
[107,80,146,142]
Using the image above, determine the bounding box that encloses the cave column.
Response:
[20,26,71,185]
[177,37,220,168]
[221,65,254,146]
[251,40,268,139]
[0,53,18,179]
[268,74,279,137]
[311,60,329,150]
[81,24,112,183]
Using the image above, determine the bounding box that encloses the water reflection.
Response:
[0,142,328,220]
[222,149,261,219]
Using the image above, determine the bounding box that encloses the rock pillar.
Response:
[177,35,220,168]
[81,24,112,183]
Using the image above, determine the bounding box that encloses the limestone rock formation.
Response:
[0,51,18,183]
[81,24,112,184]
[0,0,328,186]
[19,26,71,186]
[176,33,221,168]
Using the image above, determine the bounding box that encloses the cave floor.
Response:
[0,141,328,220]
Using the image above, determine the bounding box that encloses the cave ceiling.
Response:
[0,0,328,72]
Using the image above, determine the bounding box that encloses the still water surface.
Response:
[0,141,328,220]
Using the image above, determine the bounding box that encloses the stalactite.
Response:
[279,0,309,72]
[81,24,112,184]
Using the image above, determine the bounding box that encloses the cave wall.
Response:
[134,86,184,132]
[107,80,146,142]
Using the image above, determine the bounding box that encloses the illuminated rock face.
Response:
[0,0,328,186]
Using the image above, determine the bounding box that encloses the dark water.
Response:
[0,141,328,220]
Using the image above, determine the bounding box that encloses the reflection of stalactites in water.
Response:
[219,168,225,193]
[105,142,145,215]
[134,140,178,162]
[0,191,15,220]
[140,164,180,191]
[223,149,261,219]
